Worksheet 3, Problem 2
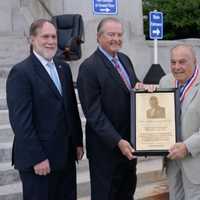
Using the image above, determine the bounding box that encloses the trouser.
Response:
[19,160,76,200]
[167,160,200,200]
[89,157,137,200]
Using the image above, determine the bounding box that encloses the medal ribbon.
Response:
[175,66,199,103]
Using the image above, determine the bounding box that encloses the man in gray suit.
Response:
[159,44,200,200]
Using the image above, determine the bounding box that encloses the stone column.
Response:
[0,0,12,32]
[130,0,144,37]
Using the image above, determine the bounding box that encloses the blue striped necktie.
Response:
[47,62,62,95]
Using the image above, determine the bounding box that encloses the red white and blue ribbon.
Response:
[175,66,199,103]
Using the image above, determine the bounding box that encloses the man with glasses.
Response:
[77,17,139,200]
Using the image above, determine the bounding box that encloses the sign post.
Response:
[93,0,118,15]
[149,11,163,64]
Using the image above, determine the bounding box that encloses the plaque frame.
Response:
[130,88,181,156]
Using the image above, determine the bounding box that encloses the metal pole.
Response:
[154,39,158,64]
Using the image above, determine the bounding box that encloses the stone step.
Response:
[0,110,9,125]
[0,122,84,143]
[0,98,7,110]
[0,157,164,186]
[0,158,168,200]
[77,157,167,199]
[0,159,89,187]
[0,182,22,200]
[76,180,169,200]
[77,157,166,191]
[137,157,166,186]
[0,78,6,99]
[0,55,27,68]
[0,142,12,162]
[0,124,13,143]
[0,78,6,109]
[0,92,83,109]
[0,120,85,163]
[77,180,169,200]
[0,33,25,38]
[0,180,168,200]
[0,162,19,186]
[0,35,29,66]
[135,180,169,200]
[0,34,28,48]
[0,89,82,111]
[0,183,89,200]
[0,162,91,199]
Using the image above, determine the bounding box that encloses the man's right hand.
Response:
[118,139,135,160]
[33,159,51,176]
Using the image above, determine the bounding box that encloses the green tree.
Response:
[143,0,200,39]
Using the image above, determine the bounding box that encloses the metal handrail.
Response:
[38,0,53,17]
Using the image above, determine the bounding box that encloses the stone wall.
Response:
[47,0,148,80]
[0,1,12,33]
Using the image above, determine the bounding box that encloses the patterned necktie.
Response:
[112,58,131,89]
[47,62,62,95]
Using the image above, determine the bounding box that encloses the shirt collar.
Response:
[33,50,54,67]
[98,45,119,62]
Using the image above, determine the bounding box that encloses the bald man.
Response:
[159,44,200,200]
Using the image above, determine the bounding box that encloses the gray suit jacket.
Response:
[160,72,200,184]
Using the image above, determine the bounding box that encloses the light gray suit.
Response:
[160,72,200,200]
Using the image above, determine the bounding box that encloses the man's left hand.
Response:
[167,143,188,160]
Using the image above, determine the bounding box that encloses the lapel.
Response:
[96,49,130,94]
[170,72,200,118]
[181,74,200,117]
[54,61,65,91]
[31,54,62,99]
[54,60,70,111]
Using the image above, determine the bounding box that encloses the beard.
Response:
[42,49,57,60]
[34,46,57,61]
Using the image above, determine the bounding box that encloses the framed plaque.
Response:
[130,89,181,156]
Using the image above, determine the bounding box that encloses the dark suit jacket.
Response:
[6,53,83,171]
[77,48,138,164]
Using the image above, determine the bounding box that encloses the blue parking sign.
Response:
[93,0,118,15]
[149,11,163,39]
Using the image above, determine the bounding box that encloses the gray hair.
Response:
[170,43,196,59]
[29,18,56,37]
[97,17,122,35]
